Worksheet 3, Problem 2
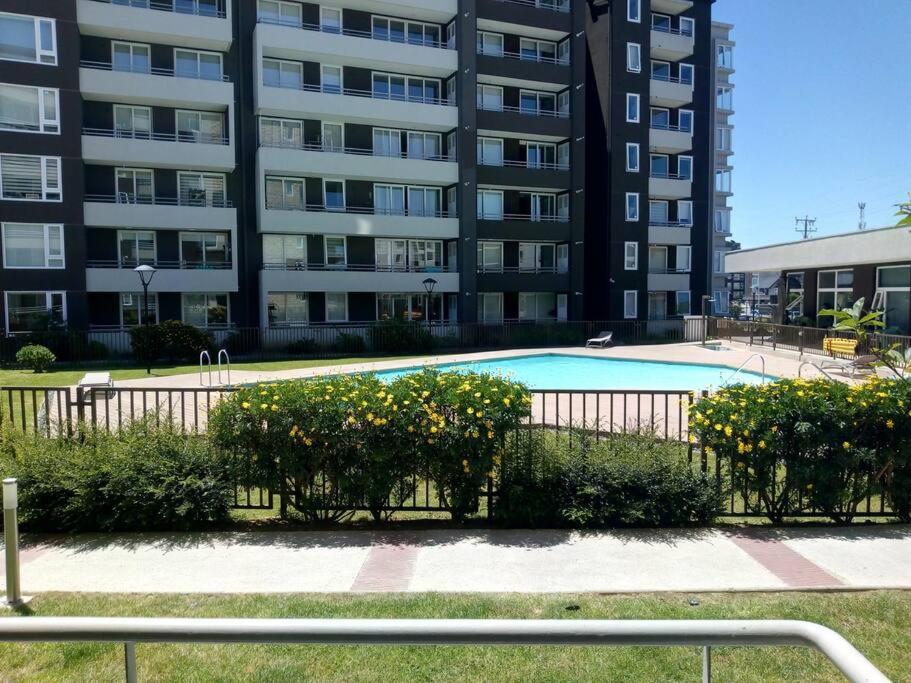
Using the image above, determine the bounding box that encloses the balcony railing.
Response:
[650,72,693,86]
[85,193,234,208]
[477,265,568,274]
[263,79,454,107]
[651,24,694,37]
[86,259,232,270]
[264,201,455,218]
[475,46,569,66]
[649,122,692,133]
[490,0,571,13]
[477,102,569,119]
[88,0,227,19]
[256,16,452,50]
[478,158,570,171]
[477,212,569,222]
[257,137,454,162]
[80,60,231,82]
[649,219,693,228]
[83,127,229,145]
[649,172,691,180]
[263,262,454,273]
[648,267,691,274]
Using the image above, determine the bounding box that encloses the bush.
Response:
[130,320,213,364]
[368,320,435,353]
[208,370,532,522]
[691,378,911,523]
[225,330,260,357]
[0,418,234,532]
[287,337,321,355]
[497,430,723,528]
[15,344,56,373]
[332,332,366,354]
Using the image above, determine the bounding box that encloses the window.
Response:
[650,154,669,177]
[627,0,640,23]
[375,238,408,271]
[713,250,724,274]
[175,0,220,16]
[716,126,732,152]
[714,209,731,233]
[5,292,65,333]
[116,168,153,203]
[678,155,692,180]
[373,73,439,102]
[374,184,405,215]
[675,291,691,316]
[717,44,734,70]
[651,13,671,31]
[714,290,731,315]
[625,142,639,172]
[817,269,854,325]
[0,12,56,65]
[182,293,229,328]
[120,292,158,327]
[626,42,641,73]
[624,242,638,270]
[321,64,343,94]
[477,137,504,166]
[175,49,223,80]
[525,192,556,221]
[112,42,150,73]
[476,31,504,57]
[651,60,671,80]
[477,190,504,220]
[323,179,345,210]
[519,38,557,63]
[407,132,441,160]
[679,17,695,36]
[320,7,341,33]
[677,200,693,226]
[176,110,224,143]
[716,86,733,111]
[624,290,637,319]
[626,93,640,123]
[180,232,229,268]
[265,176,303,210]
[678,109,693,133]
[2,223,63,269]
[372,128,401,157]
[326,292,348,322]
[178,172,226,206]
[267,293,309,326]
[679,64,694,85]
[260,117,303,147]
[676,245,692,273]
[324,236,346,266]
[262,58,303,88]
[377,293,442,322]
[715,169,732,193]
[519,90,556,116]
[372,16,440,47]
[526,142,556,168]
[118,230,156,266]
[648,292,667,320]
[649,200,668,225]
[519,292,557,321]
[876,266,911,334]
[407,186,441,217]
[257,0,302,27]
[0,154,61,201]
[479,292,503,323]
[114,105,151,138]
[263,234,307,268]
[0,84,59,133]
[625,192,639,221]
[650,107,669,129]
[408,240,443,270]
[649,246,668,273]
[557,244,569,273]
[476,84,503,111]
[519,243,556,272]
[477,242,503,272]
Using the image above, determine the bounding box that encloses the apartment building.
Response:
[710,19,734,313]
[0,0,717,337]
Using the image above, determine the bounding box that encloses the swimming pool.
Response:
[373,354,768,391]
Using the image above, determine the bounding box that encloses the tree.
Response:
[897,193,911,227]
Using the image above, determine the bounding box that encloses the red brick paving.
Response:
[728,533,844,588]
[351,542,419,592]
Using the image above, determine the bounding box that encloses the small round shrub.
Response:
[15,344,56,373]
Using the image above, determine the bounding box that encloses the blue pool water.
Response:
[373,354,768,391]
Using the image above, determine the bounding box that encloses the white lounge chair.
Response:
[78,372,113,403]
[586,331,614,348]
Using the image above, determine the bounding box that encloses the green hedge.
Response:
[691,378,911,523]
[497,430,723,528]
[0,418,234,532]
[129,320,213,364]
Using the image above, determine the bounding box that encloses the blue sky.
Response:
[713,0,911,248]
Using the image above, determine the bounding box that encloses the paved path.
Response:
[7,526,910,594]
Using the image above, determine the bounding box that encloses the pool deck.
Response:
[61,341,848,437]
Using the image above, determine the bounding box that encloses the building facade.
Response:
[709,19,733,313]
[0,0,718,338]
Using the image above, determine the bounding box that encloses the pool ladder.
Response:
[721,353,767,385]
[199,349,232,386]
[798,361,835,380]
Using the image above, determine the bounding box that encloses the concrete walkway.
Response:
[8,526,910,594]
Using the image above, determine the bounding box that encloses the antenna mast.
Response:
[857,202,867,231]
[794,215,817,240]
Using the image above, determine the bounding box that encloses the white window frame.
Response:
[624,241,638,270]
[679,63,694,86]
[716,125,732,152]
[267,292,309,327]
[323,235,347,266]
[325,292,349,322]
[477,137,504,166]
[119,292,159,328]
[625,192,639,221]
[1,223,64,269]
[320,6,342,32]
[477,241,504,273]
[476,84,504,111]
[676,245,692,273]
[177,170,226,206]
[678,109,693,133]
[117,229,157,266]
[679,17,695,37]
[713,250,724,274]
[321,63,344,93]
[624,290,638,319]
[322,178,346,211]
[626,42,641,73]
[477,189,505,220]
[181,292,230,329]
[479,292,503,323]
[677,154,693,180]
[476,31,505,57]
[675,290,691,316]
[0,12,56,65]
[4,291,66,334]
[0,83,59,134]
[626,93,640,123]
[627,0,641,23]
[0,154,62,202]
[677,200,693,226]
[714,208,731,233]
[625,142,639,172]
[174,47,224,80]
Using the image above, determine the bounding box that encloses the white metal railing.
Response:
[198,350,212,386]
[217,348,231,386]
[722,353,767,385]
[0,618,888,683]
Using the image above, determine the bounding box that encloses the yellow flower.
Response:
[714,423,723,432]
[260,403,268,410]
[771,425,778,433]
[347,415,356,425]
[503,398,511,407]
[467,407,474,415]
[241,401,251,409]
[271,404,279,412]
[476,411,484,418]
[758,440,766,449]
[724,425,733,437]
[886,419,895,429]
[688,434,697,444]
[843,441,851,449]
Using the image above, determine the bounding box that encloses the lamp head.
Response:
[134,264,157,286]
[422,277,438,295]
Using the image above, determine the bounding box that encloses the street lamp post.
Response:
[422,277,438,329]
[134,265,157,374]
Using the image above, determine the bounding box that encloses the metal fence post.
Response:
[702,645,712,683]
[124,641,137,683]
[3,479,22,607]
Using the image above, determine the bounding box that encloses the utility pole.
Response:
[794,215,817,240]
[857,202,867,231]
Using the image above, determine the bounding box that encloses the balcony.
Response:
[85,260,237,293]
[475,47,569,87]
[477,159,569,190]
[256,144,457,187]
[83,195,237,230]
[650,26,694,61]
[82,128,235,172]
[476,266,569,292]
[648,222,692,246]
[476,214,571,241]
[255,80,456,132]
[80,62,234,109]
[649,125,692,154]
[649,174,692,200]
[648,271,691,291]
[257,203,458,239]
[254,20,456,79]
[649,75,693,108]
[260,264,459,294]
[76,0,232,51]
[476,104,571,140]
[476,0,571,34]
[650,0,693,15]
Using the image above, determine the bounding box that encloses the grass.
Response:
[0,591,905,681]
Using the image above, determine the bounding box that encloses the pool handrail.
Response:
[199,350,212,386]
[217,349,231,386]
[798,361,835,380]
[722,353,766,385]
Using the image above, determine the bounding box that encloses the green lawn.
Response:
[0,591,905,681]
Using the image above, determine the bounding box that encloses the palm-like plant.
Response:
[897,192,911,227]
[817,297,885,348]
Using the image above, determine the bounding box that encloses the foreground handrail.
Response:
[799,360,835,380]
[199,350,212,387]
[0,618,888,683]
[722,353,767,385]
[217,349,231,386]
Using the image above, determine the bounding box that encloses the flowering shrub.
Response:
[208,369,531,521]
[691,378,911,522]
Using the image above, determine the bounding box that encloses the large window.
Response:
[649,200,668,225]
[0,84,58,133]
[182,293,229,328]
[120,293,158,327]
[176,110,224,143]
[477,190,504,220]
[519,242,556,272]
[675,291,691,316]
[520,38,557,63]
[626,93,640,123]
[677,200,693,226]
[257,0,303,27]
[118,230,156,266]
[785,272,805,321]
[260,117,303,147]
[2,223,63,269]
[716,126,732,152]
[477,137,504,166]
[676,245,692,273]
[373,73,439,102]
[0,154,61,201]
[175,48,223,80]
[875,266,911,334]
[624,242,638,270]
[323,179,345,210]
[714,208,731,233]
[817,269,854,325]
[324,236,346,266]
[477,242,503,273]
[377,293,442,322]
[626,42,641,72]
[116,168,153,203]
[647,292,667,320]
[112,42,150,73]
[180,232,229,268]
[267,292,309,326]
[526,142,556,169]
[0,12,56,65]
[178,171,226,206]
[263,234,307,268]
[407,132,441,160]
[375,238,407,271]
[716,86,733,111]
[479,292,503,323]
[374,184,405,215]
[476,84,504,111]
[476,31,503,57]
[321,65,342,94]
[715,169,732,193]
[407,186,440,217]
[624,290,637,319]
[625,192,639,221]
[262,58,303,89]
[717,44,734,70]
[408,240,443,270]
[372,16,441,47]
[114,105,151,138]
[326,292,348,322]
[265,176,304,210]
[5,291,65,333]
[519,90,556,116]
[519,292,557,321]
